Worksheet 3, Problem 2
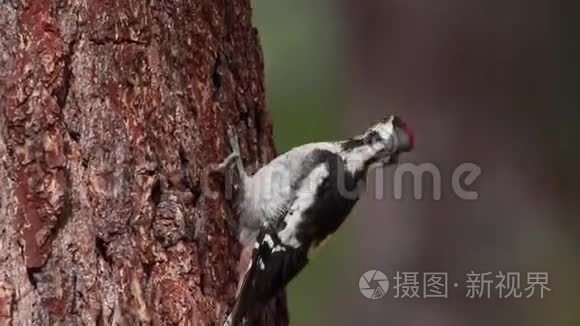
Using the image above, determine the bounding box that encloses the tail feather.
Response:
[224,230,309,326]
[225,260,256,326]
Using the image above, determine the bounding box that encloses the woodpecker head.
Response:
[366,115,414,164]
[341,115,414,172]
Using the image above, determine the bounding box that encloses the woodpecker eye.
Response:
[366,131,382,145]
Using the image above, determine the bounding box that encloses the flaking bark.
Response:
[0,0,287,325]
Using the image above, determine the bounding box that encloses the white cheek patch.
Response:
[371,142,386,152]
[375,122,394,141]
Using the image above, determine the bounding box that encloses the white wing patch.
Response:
[263,234,275,248]
[237,142,340,245]
[277,164,330,248]
[257,258,265,270]
[272,245,286,253]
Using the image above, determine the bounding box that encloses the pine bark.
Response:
[0,0,286,325]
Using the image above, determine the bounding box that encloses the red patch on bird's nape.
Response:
[401,122,414,149]
[393,116,415,150]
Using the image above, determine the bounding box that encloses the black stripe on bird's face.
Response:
[340,130,382,152]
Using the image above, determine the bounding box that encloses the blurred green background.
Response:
[253,1,347,324]
[253,0,579,325]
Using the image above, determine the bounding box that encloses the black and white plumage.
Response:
[219,115,414,325]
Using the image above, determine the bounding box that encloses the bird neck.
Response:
[339,138,384,178]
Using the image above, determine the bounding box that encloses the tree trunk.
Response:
[0,1,287,325]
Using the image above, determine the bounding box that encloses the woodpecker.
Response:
[216,115,414,325]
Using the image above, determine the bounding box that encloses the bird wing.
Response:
[225,228,309,326]
[226,159,333,325]
[226,151,349,325]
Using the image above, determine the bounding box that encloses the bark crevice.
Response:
[0,1,285,324]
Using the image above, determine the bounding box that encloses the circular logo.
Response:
[359,270,389,299]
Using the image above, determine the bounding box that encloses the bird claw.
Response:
[212,126,245,175]
[213,152,240,173]
[227,126,241,156]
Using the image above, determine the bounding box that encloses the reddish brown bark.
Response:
[0,1,286,325]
